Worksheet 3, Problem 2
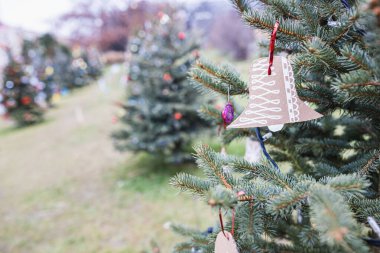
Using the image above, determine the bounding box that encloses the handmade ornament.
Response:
[227,56,322,130]
[215,231,239,253]
[228,22,322,131]
[221,86,234,128]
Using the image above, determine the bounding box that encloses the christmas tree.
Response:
[1,55,44,126]
[113,11,207,164]
[171,1,380,252]
[70,46,102,89]
[22,34,74,105]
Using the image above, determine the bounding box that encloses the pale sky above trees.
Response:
[0,0,205,33]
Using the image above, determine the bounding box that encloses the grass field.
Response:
[0,52,250,253]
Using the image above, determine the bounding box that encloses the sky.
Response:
[0,0,206,33]
[0,0,74,32]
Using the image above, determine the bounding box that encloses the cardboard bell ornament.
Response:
[228,22,322,131]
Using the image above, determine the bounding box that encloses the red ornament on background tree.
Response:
[21,96,32,105]
[178,32,186,40]
[163,73,173,82]
[174,112,183,120]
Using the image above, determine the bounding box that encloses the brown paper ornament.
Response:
[215,231,239,253]
[228,56,322,129]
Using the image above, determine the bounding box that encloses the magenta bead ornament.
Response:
[222,102,234,128]
[221,85,234,128]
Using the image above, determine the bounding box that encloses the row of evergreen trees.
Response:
[114,1,380,252]
[0,34,102,126]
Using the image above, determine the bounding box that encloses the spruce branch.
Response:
[222,129,254,145]
[191,59,248,95]
[339,46,372,72]
[351,199,380,221]
[309,185,370,253]
[231,158,295,191]
[198,105,223,125]
[194,145,234,190]
[170,173,212,196]
[207,185,238,209]
[358,150,380,176]
[242,10,309,41]
[269,184,310,216]
[264,0,301,20]
[340,82,380,89]
[230,0,252,14]
[321,173,370,198]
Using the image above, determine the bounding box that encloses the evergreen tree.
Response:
[70,46,102,88]
[113,11,206,163]
[22,34,74,105]
[171,1,380,252]
[22,34,102,102]
[1,55,44,126]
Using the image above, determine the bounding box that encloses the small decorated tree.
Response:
[22,34,70,105]
[113,10,206,163]
[1,56,44,126]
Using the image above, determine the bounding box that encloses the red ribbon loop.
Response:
[219,208,235,240]
[268,21,280,76]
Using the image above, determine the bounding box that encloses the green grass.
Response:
[111,153,198,196]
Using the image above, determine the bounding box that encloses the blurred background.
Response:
[0,0,258,252]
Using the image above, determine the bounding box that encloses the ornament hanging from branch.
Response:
[215,208,239,253]
[221,85,234,129]
[227,22,323,132]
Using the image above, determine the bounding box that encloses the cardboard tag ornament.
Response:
[215,231,239,253]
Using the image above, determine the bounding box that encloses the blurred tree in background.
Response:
[22,34,102,101]
[22,34,73,105]
[171,0,380,252]
[1,54,44,126]
[69,46,103,88]
[113,10,207,164]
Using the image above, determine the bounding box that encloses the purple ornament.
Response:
[222,102,234,127]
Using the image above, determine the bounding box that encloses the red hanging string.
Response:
[219,208,236,240]
[268,21,280,76]
[231,208,235,237]
[219,208,226,238]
